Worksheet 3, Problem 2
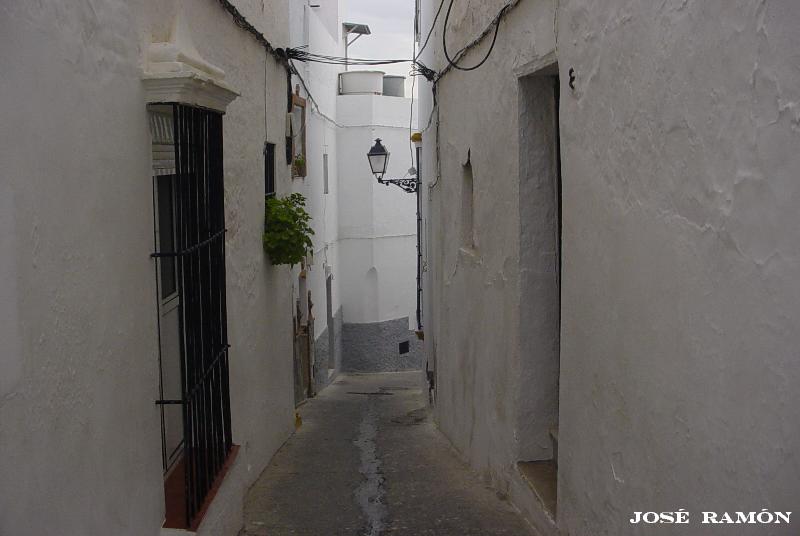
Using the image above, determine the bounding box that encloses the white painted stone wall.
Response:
[420,0,800,534]
[289,0,345,349]
[0,1,295,534]
[337,94,419,325]
[286,2,420,379]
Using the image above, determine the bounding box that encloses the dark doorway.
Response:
[517,68,562,518]
[326,274,335,371]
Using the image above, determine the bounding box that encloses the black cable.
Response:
[409,39,417,167]
[414,0,446,61]
[411,61,437,81]
[287,48,411,66]
[216,0,285,64]
[442,0,502,72]
[288,47,436,81]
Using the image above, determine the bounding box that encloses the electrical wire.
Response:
[409,39,417,168]
[289,60,346,128]
[216,0,285,64]
[420,87,438,134]
[441,0,503,72]
[264,49,269,141]
[212,0,441,184]
[414,0,447,61]
[290,61,417,131]
[287,47,437,81]
[287,48,411,66]
[427,105,442,190]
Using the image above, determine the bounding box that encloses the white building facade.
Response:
[1,1,297,534]
[418,1,800,534]
[287,0,347,396]
[336,90,423,373]
[287,2,423,384]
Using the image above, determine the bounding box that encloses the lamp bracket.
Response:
[378,177,418,193]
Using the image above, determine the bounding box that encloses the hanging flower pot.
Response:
[263,193,314,266]
[293,153,307,177]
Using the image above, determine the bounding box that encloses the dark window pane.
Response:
[157,175,177,299]
[323,153,329,194]
[265,143,276,198]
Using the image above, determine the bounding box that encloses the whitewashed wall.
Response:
[421,0,800,534]
[0,1,295,535]
[288,0,346,384]
[300,0,345,339]
[337,95,419,325]
[288,1,419,375]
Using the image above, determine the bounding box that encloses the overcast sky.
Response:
[344,0,416,93]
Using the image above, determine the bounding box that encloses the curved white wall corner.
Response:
[287,5,422,376]
[336,93,419,325]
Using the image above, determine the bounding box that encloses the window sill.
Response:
[517,460,557,520]
[162,444,240,533]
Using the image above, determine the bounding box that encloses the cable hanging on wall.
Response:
[286,47,437,81]
[439,0,521,76]
[216,0,286,65]
[287,47,410,67]
[415,0,447,61]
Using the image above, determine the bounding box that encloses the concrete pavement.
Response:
[241,372,534,535]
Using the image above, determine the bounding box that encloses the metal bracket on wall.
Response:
[378,177,419,193]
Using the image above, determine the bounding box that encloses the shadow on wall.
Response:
[314,307,344,391]
[342,317,424,373]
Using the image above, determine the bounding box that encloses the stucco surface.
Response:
[290,0,344,342]
[314,306,344,390]
[420,0,800,534]
[336,94,420,326]
[342,317,424,373]
[286,6,423,395]
[0,1,295,534]
[556,2,800,534]
[420,0,558,488]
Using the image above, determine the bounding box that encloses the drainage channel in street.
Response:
[353,402,387,536]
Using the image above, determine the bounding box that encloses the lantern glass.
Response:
[367,139,389,180]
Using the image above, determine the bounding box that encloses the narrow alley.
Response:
[4,1,800,535]
[241,372,533,536]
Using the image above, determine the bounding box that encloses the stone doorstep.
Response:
[509,460,559,536]
[161,529,192,536]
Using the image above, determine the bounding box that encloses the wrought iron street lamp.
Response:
[366,138,418,193]
[364,137,423,334]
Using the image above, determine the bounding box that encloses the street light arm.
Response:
[378,177,418,193]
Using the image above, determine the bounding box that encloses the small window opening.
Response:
[291,91,307,177]
[265,143,276,198]
[323,153,329,194]
[461,155,475,249]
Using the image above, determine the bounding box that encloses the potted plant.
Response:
[263,193,314,266]
[293,153,306,177]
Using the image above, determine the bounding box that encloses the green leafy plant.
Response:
[263,193,314,266]
[293,154,306,177]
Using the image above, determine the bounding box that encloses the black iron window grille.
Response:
[156,175,179,300]
[152,104,233,527]
[265,142,276,198]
